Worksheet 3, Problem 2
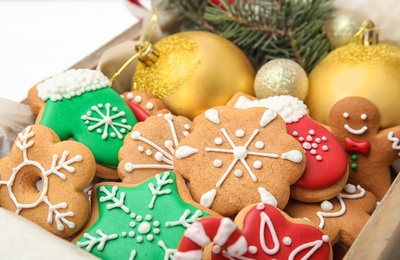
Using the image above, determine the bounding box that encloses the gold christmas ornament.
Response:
[306,20,400,128]
[254,58,309,101]
[323,10,364,49]
[132,31,255,119]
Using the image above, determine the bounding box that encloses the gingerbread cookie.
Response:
[121,90,170,121]
[0,125,96,238]
[72,170,219,259]
[173,106,306,216]
[229,93,349,202]
[328,96,400,201]
[118,113,193,184]
[284,183,377,247]
[176,203,332,260]
[29,68,138,179]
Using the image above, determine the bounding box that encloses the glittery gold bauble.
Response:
[132,31,255,119]
[254,58,309,101]
[306,42,400,128]
[323,10,364,49]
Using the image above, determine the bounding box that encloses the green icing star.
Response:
[75,171,210,259]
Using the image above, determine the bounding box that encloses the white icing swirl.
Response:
[37,68,111,102]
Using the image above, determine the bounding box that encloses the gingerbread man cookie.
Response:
[229,93,349,202]
[284,183,377,247]
[176,203,332,260]
[173,106,306,216]
[0,125,96,238]
[29,68,138,180]
[328,96,400,201]
[72,170,219,259]
[118,113,193,184]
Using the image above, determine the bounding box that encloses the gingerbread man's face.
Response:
[329,96,380,140]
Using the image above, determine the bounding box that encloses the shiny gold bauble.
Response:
[254,58,309,101]
[306,42,400,128]
[132,31,255,119]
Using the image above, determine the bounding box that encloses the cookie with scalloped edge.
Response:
[28,68,138,180]
[118,113,193,184]
[0,124,96,238]
[284,183,377,247]
[173,106,306,217]
[72,170,220,259]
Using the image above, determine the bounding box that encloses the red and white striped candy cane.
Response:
[175,217,248,260]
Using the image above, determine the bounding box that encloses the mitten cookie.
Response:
[329,96,400,201]
[118,113,193,184]
[72,170,219,259]
[284,183,377,247]
[0,125,96,238]
[173,106,306,216]
[29,68,138,179]
[176,203,332,260]
[229,93,349,202]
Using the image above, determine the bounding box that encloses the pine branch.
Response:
[166,0,333,72]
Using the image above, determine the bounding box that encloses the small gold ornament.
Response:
[132,31,255,119]
[324,10,364,49]
[254,58,309,101]
[306,20,400,128]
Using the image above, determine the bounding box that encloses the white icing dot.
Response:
[134,95,142,103]
[85,120,90,125]
[138,146,144,152]
[147,234,154,241]
[344,184,357,193]
[302,142,311,149]
[136,215,143,222]
[184,124,191,130]
[322,136,328,141]
[153,221,160,227]
[310,149,317,155]
[322,235,330,242]
[121,231,127,237]
[213,160,223,167]
[146,149,152,156]
[212,245,221,254]
[112,107,118,112]
[361,114,367,120]
[204,109,220,124]
[97,128,102,134]
[312,143,318,148]
[343,112,349,118]
[256,202,265,210]
[322,145,329,151]
[131,131,141,139]
[130,213,136,218]
[248,246,258,254]
[130,221,136,227]
[126,92,134,100]
[306,135,313,141]
[292,131,299,136]
[98,104,103,108]
[110,132,116,138]
[121,119,127,124]
[316,155,322,161]
[315,138,321,143]
[309,129,315,135]
[145,214,152,221]
[129,231,135,237]
[136,237,143,243]
[146,102,154,110]
[153,228,160,234]
[155,152,164,161]
[255,141,264,149]
[138,222,151,234]
[320,200,334,211]
[235,129,245,137]
[183,131,189,136]
[299,137,304,141]
[282,236,292,246]
[120,129,126,134]
[214,137,223,145]
[234,169,243,177]
[253,160,263,169]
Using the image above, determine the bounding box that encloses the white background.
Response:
[0,0,139,103]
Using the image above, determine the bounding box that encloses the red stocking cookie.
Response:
[229,93,349,202]
[173,106,306,216]
[328,96,400,200]
[0,125,96,238]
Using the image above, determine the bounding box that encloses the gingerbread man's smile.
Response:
[343,112,368,135]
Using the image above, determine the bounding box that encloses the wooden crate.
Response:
[33,13,400,259]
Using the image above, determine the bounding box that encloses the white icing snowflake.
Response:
[0,126,80,231]
[81,103,132,140]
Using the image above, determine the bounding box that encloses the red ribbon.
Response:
[344,137,370,157]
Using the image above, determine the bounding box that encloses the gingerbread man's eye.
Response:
[361,114,367,120]
[343,112,349,118]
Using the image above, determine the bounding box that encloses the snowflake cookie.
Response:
[173,106,306,216]
[72,170,219,259]
[0,125,96,238]
[32,68,138,180]
[176,203,332,260]
[118,113,193,184]
[284,183,377,247]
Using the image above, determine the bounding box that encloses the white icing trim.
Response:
[37,68,111,101]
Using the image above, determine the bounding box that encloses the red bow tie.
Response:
[344,137,370,157]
